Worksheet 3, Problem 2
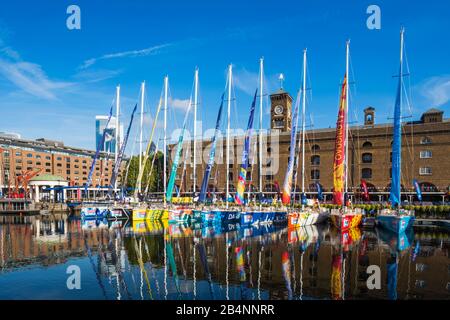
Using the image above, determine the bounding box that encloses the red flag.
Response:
[361,179,369,201]
[332,75,347,205]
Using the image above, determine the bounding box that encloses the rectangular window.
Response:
[420,150,432,159]
[419,167,432,175]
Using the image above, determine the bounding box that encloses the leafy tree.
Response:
[125,151,164,194]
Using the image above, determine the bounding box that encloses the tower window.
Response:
[310,169,320,180]
[362,141,373,148]
[362,153,373,164]
[420,150,432,159]
[362,168,372,179]
[419,167,432,175]
[420,137,432,145]
[311,144,320,152]
[311,155,320,165]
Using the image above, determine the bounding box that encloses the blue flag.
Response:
[316,182,323,201]
[413,179,422,202]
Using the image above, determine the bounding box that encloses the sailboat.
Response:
[237,58,287,226]
[330,41,363,230]
[132,78,166,222]
[376,28,415,234]
[165,70,198,224]
[193,94,225,221]
[286,49,330,228]
[199,65,240,225]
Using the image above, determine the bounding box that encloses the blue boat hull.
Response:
[376,215,415,234]
[202,210,240,225]
[240,211,263,225]
[273,211,287,224]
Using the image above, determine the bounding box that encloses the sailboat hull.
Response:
[376,214,415,234]
[288,210,330,228]
[202,210,240,225]
[331,211,362,230]
[168,208,192,224]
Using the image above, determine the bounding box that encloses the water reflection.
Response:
[0,213,448,300]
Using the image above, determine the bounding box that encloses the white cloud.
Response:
[416,75,450,107]
[170,97,191,111]
[0,58,73,100]
[80,43,172,69]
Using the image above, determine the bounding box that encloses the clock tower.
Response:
[270,88,293,132]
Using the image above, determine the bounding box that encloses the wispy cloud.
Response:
[0,37,74,100]
[416,75,450,108]
[170,97,191,111]
[233,67,279,96]
[0,58,73,100]
[80,43,172,69]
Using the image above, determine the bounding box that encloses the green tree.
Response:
[125,151,164,194]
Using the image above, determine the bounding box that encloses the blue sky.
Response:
[0,0,449,152]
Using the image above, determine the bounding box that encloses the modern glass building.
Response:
[95,115,122,153]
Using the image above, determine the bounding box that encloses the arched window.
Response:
[362,153,373,164]
[311,169,320,180]
[362,141,372,148]
[419,182,438,192]
[362,168,372,179]
[311,155,320,165]
[267,147,272,153]
[311,144,320,152]
[420,137,432,145]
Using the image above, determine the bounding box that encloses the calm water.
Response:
[0,213,448,300]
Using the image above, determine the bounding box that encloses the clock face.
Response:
[274,105,284,115]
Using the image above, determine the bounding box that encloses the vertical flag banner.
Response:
[332,75,347,205]
[361,179,369,201]
[413,179,422,202]
[281,91,301,205]
[235,90,257,205]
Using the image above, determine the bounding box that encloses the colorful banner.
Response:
[235,90,257,205]
[389,60,403,207]
[413,179,422,202]
[110,104,137,191]
[198,95,224,203]
[332,75,347,205]
[316,182,323,201]
[281,90,301,205]
[281,251,293,300]
[166,94,193,202]
[235,247,246,282]
[331,254,343,300]
[361,179,369,201]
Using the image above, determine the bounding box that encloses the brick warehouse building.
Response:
[170,89,450,202]
[0,135,124,196]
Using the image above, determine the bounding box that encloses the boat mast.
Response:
[344,40,350,205]
[301,49,307,210]
[226,64,232,209]
[398,28,404,206]
[259,58,264,206]
[193,68,199,197]
[164,76,168,205]
[114,85,120,192]
[139,81,145,193]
